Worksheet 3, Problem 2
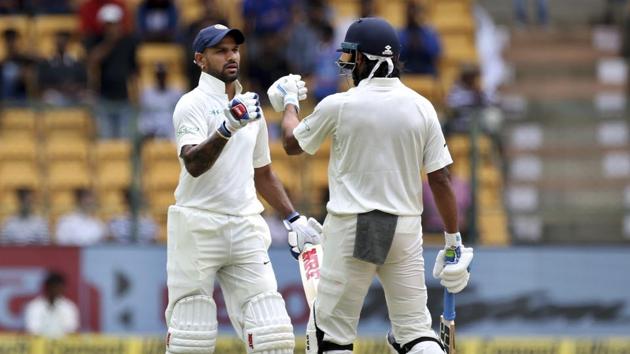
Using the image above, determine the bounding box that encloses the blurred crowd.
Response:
[1,186,158,245]
[0,0,505,246]
[0,0,455,116]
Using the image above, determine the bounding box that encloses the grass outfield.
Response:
[1,335,630,353]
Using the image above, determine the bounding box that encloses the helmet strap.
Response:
[364,53,394,81]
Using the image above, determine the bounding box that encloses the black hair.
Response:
[74,188,90,204]
[3,28,18,40]
[353,52,401,85]
[44,272,65,289]
[16,188,33,201]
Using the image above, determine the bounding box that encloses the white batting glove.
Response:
[432,232,474,294]
[267,74,308,112]
[283,214,322,260]
[219,92,263,137]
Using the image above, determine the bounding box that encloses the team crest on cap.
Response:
[214,24,228,30]
[382,45,393,56]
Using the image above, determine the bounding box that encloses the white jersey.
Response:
[24,296,79,338]
[172,72,271,215]
[294,77,452,216]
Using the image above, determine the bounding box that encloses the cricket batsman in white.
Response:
[164,24,321,354]
[267,17,474,354]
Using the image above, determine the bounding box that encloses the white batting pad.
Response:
[167,295,217,354]
[243,291,294,353]
[406,341,446,354]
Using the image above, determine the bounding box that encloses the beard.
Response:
[206,63,239,83]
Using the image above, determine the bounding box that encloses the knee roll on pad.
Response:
[167,295,218,354]
[242,291,294,353]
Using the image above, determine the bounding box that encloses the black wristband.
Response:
[286,211,300,223]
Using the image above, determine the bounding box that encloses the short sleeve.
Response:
[422,102,453,173]
[173,96,208,154]
[253,117,271,168]
[293,96,338,155]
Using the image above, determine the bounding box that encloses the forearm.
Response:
[428,169,459,233]
[254,165,295,218]
[180,133,229,177]
[281,105,303,155]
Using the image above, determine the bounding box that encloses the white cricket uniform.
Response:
[294,77,452,348]
[166,72,278,340]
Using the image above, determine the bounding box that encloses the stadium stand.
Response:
[0,0,509,246]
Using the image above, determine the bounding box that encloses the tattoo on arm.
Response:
[180,132,229,177]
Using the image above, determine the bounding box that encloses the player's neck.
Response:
[226,82,236,100]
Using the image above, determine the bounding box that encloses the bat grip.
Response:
[443,289,456,321]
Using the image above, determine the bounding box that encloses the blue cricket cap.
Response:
[192,24,245,53]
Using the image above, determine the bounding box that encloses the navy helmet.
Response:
[339,17,400,58]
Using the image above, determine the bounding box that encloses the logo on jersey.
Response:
[382,45,393,56]
[176,125,200,137]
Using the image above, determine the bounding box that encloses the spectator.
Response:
[398,1,441,76]
[242,0,294,93]
[285,5,319,76]
[29,0,72,14]
[513,0,549,29]
[24,272,79,338]
[55,188,106,246]
[312,24,339,101]
[444,63,504,159]
[136,0,178,42]
[0,0,26,13]
[86,3,138,139]
[138,63,183,140]
[37,31,88,106]
[0,28,36,102]
[0,188,49,245]
[79,0,130,38]
[183,0,229,89]
[334,0,378,46]
[107,188,158,243]
[444,63,489,134]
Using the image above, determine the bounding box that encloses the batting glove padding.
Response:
[284,216,322,260]
[222,92,263,135]
[267,74,308,112]
[433,232,474,294]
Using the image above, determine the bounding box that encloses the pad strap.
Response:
[314,309,353,353]
[389,334,446,354]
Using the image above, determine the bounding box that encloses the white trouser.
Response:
[165,205,277,339]
[315,214,438,347]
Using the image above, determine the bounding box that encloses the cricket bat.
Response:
[440,248,457,353]
[298,243,323,308]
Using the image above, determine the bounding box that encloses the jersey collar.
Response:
[357,77,402,88]
[198,71,243,96]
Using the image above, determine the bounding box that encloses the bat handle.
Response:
[443,289,456,321]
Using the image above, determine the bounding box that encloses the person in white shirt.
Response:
[107,188,158,243]
[138,63,184,140]
[1,188,49,245]
[268,17,474,354]
[55,188,106,246]
[164,24,321,354]
[24,272,79,338]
